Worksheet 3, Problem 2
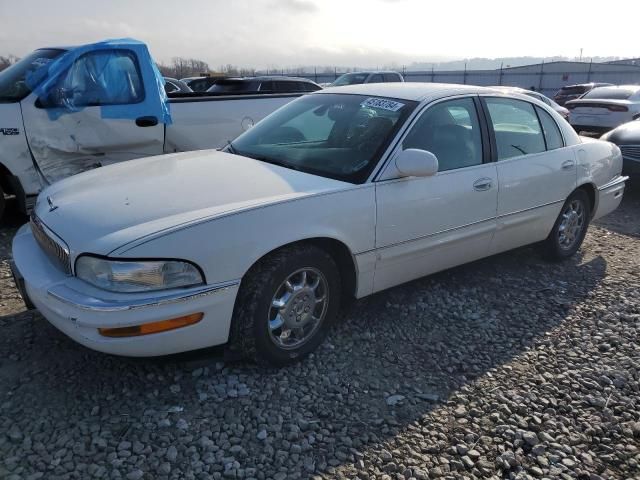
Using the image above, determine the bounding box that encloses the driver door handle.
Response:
[473,178,493,191]
[136,116,158,127]
[561,160,575,170]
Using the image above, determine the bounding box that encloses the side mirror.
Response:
[395,149,439,177]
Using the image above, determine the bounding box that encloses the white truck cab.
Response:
[0,40,301,218]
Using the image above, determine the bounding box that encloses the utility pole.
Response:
[579,48,583,62]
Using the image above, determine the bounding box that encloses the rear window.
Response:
[582,87,638,100]
[558,86,588,95]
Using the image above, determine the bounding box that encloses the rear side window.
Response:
[485,98,545,160]
[259,81,276,92]
[303,82,321,92]
[403,97,484,172]
[536,107,564,150]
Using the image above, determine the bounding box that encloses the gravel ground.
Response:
[0,181,638,480]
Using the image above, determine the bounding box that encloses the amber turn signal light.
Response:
[98,313,203,338]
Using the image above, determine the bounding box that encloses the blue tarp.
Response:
[26,38,171,123]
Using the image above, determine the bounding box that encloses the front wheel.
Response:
[544,190,591,260]
[231,244,341,367]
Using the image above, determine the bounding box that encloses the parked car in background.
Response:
[554,82,613,106]
[163,77,192,94]
[328,71,404,87]
[11,83,626,365]
[490,86,569,120]
[566,85,640,134]
[180,76,222,92]
[206,76,322,94]
[601,119,640,176]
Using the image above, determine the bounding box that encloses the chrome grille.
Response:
[620,145,640,161]
[30,215,71,274]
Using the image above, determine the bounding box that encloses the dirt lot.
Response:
[0,182,638,480]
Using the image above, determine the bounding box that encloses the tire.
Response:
[544,189,591,260]
[231,244,341,367]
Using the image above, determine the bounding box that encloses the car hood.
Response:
[604,120,640,145]
[34,150,351,256]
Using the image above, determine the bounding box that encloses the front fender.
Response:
[114,185,377,286]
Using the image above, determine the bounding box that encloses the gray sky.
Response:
[0,0,638,68]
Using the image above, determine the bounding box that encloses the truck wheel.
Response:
[232,244,341,367]
[544,190,591,260]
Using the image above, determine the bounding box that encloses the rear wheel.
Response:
[544,190,591,260]
[231,244,341,367]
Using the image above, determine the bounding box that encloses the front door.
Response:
[374,96,498,292]
[21,48,164,184]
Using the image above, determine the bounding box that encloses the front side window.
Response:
[231,93,416,183]
[536,107,564,150]
[485,97,545,160]
[369,74,384,83]
[51,49,144,108]
[402,97,484,172]
[384,73,402,82]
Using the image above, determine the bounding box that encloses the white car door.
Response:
[21,48,164,184]
[481,96,577,254]
[374,96,498,292]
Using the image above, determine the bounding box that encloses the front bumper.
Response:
[11,224,240,357]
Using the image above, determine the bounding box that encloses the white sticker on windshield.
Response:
[360,97,405,112]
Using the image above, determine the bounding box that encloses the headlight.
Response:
[75,255,204,293]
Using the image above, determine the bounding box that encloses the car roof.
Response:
[228,76,317,83]
[339,71,401,75]
[316,82,496,102]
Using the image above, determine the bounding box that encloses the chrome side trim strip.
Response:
[47,280,240,312]
[598,175,628,191]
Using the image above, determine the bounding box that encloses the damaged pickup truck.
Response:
[0,39,302,218]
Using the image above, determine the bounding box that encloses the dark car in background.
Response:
[601,119,640,176]
[554,82,613,106]
[163,77,193,94]
[206,76,322,94]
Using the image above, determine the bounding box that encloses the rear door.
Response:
[482,96,577,254]
[21,48,164,184]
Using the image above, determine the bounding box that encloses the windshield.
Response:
[230,93,416,183]
[582,87,638,100]
[331,73,369,87]
[0,48,65,102]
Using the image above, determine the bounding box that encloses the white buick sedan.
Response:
[12,84,627,366]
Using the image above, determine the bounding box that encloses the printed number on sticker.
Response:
[361,98,405,112]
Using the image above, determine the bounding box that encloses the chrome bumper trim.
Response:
[598,175,629,191]
[47,280,240,312]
